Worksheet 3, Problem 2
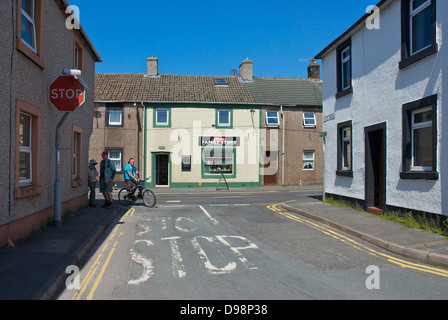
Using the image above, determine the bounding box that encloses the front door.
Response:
[155,154,170,187]
[365,123,386,210]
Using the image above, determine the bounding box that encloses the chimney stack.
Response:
[147,56,158,77]
[239,58,253,81]
[307,58,320,80]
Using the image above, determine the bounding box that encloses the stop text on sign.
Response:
[50,88,84,100]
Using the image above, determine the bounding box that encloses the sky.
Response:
[70,0,378,78]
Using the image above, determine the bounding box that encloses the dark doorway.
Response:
[155,153,170,187]
[263,151,278,185]
[365,123,386,212]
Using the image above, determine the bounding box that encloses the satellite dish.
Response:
[230,69,238,76]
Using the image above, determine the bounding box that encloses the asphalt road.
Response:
[57,189,448,302]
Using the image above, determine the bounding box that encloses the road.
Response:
[57,189,448,302]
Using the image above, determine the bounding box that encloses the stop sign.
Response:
[49,76,86,112]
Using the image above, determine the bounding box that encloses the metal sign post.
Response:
[49,70,86,227]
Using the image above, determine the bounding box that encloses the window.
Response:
[74,41,83,71]
[214,79,228,86]
[400,0,437,69]
[341,47,351,90]
[15,100,42,199]
[303,151,315,170]
[19,113,32,185]
[107,149,123,173]
[73,132,78,179]
[21,0,36,52]
[412,107,432,170]
[336,38,352,98]
[266,111,279,127]
[106,105,123,127]
[401,95,438,179]
[337,120,353,176]
[410,0,432,55]
[216,109,232,128]
[203,148,235,178]
[303,112,316,127]
[17,0,43,68]
[155,108,170,127]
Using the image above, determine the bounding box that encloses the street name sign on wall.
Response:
[49,76,85,112]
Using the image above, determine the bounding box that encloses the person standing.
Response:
[88,159,99,207]
[99,151,116,209]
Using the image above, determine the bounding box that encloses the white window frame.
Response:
[411,106,432,171]
[217,109,231,127]
[73,132,78,179]
[303,151,315,170]
[108,107,123,126]
[410,0,432,55]
[108,149,122,173]
[155,108,169,126]
[19,112,32,186]
[303,112,316,127]
[21,0,37,53]
[341,46,351,91]
[342,127,352,170]
[266,110,279,127]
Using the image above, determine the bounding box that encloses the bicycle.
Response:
[118,179,156,208]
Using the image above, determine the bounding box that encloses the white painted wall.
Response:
[321,0,446,216]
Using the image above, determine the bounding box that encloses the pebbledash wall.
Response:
[316,0,447,217]
[144,104,263,188]
[0,0,101,247]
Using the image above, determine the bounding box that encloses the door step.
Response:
[367,207,383,216]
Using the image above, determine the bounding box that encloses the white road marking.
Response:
[199,205,219,225]
[161,236,187,278]
[128,249,154,285]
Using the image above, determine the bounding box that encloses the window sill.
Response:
[336,170,353,177]
[399,44,438,70]
[16,40,45,69]
[335,87,353,99]
[72,178,83,188]
[400,171,439,180]
[14,185,43,199]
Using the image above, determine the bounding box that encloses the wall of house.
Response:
[261,106,323,186]
[144,105,261,187]
[0,0,97,246]
[321,0,446,215]
[89,102,144,183]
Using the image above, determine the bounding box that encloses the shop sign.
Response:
[199,136,240,147]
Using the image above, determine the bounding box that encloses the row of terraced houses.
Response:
[0,0,446,247]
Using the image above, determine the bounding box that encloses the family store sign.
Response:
[199,136,240,147]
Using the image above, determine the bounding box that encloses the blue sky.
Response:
[70,0,377,78]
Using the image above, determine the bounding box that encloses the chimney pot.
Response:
[147,56,158,77]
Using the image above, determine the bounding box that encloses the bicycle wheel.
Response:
[142,188,156,208]
[118,188,132,206]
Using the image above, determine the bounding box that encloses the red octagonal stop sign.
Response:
[49,76,86,112]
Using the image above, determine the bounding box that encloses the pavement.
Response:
[0,185,447,300]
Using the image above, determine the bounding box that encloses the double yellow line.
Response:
[72,208,135,300]
[267,203,448,278]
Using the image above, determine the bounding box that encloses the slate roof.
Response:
[95,73,322,107]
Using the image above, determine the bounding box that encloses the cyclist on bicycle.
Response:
[124,158,144,200]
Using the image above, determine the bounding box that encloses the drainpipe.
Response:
[54,112,70,227]
[281,106,285,186]
[141,102,146,183]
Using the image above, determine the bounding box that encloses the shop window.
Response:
[203,148,235,177]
